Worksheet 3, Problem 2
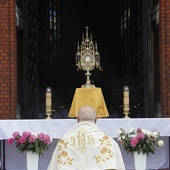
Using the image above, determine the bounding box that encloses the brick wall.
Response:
[159,0,170,117]
[0,0,17,119]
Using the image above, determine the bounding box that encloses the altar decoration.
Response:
[7,131,53,156]
[123,86,130,118]
[117,127,164,156]
[117,127,164,170]
[7,131,53,170]
[46,87,55,119]
[76,26,102,87]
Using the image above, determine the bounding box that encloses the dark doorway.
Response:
[37,0,140,118]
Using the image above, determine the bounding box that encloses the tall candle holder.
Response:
[45,87,54,119]
[123,86,130,118]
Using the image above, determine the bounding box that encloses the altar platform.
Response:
[0,118,170,170]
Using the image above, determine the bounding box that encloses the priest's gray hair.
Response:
[78,106,97,122]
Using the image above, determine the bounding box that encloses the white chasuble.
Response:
[47,122,125,170]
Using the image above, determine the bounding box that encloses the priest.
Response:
[47,106,125,170]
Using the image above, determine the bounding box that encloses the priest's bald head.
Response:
[77,106,97,123]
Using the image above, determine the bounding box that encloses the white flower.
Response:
[141,129,147,134]
[146,130,152,137]
[118,129,123,136]
[50,137,53,142]
[129,127,135,133]
[158,140,164,147]
[152,132,159,137]
[31,132,38,137]
[122,135,125,139]
[117,137,122,141]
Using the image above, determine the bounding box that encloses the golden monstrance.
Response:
[76,26,102,87]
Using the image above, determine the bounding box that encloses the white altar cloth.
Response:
[0,118,169,170]
[1,118,170,139]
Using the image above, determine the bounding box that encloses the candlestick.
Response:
[123,86,130,118]
[46,87,52,119]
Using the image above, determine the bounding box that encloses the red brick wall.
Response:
[0,0,17,119]
[159,0,170,117]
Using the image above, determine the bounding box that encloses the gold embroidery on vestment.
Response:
[57,130,115,167]
[70,136,75,146]
[77,127,87,153]
[57,139,74,166]
[95,134,115,163]
[87,135,94,145]
[69,127,95,154]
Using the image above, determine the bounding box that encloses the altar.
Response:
[0,118,170,170]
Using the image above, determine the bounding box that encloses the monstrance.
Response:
[76,27,102,87]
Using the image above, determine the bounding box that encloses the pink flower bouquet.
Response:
[7,131,53,156]
[117,127,164,156]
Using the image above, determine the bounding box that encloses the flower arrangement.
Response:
[7,131,53,156]
[117,127,164,156]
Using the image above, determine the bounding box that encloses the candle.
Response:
[123,86,130,118]
[46,87,52,118]
[123,86,129,105]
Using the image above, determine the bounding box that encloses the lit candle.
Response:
[46,87,52,119]
[123,86,130,118]
[123,86,129,106]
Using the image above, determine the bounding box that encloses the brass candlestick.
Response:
[123,86,130,118]
[45,87,55,119]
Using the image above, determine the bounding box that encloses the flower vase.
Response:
[26,151,39,170]
[134,152,147,170]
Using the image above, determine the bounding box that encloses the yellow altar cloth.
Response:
[68,87,109,118]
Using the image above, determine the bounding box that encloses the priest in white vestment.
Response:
[48,106,125,170]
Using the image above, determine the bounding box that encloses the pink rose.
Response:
[38,133,51,144]
[22,131,31,138]
[38,132,45,141]
[7,137,13,145]
[19,137,26,144]
[12,132,20,138]
[130,137,139,147]
[43,134,51,144]
[29,135,37,142]
[137,128,141,133]
[137,133,145,140]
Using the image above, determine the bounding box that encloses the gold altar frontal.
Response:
[68,87,109,118]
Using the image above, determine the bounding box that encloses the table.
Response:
[0,118,170,170]
[68,87,109,118]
